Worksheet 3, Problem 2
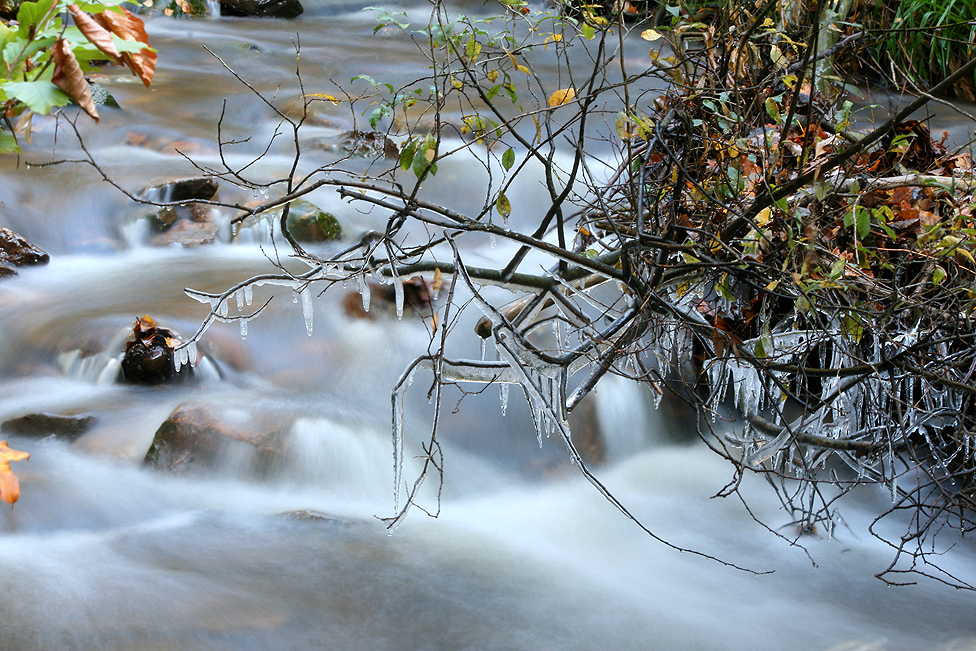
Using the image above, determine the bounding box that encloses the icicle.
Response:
[231,223,239,237]
[499,382,510,415]
[186,340,197,366]
[235,288,244,311]
[173,349,183,373]
[292,292,299,303]
[480,338,488,361]
[393,384,406,510]
[393,272,404,319]
[358,274,371,312]
[243,285,253,306]
[301,287,313,336]
[217,299,228,318]
[240,319,248,339]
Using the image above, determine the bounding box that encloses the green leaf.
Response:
[17,0,57,37]
[932,265,947,285]
[855,206,871,240]
[2,80,70,114]
[495,192,511,218]
[0,129,20,153]
[501,147,515,171]
[399,138,417,171]
[368,104,390,129]
[351,74,377,85]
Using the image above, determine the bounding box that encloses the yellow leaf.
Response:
[640,29,662,41]
[487,69,499,83]
[432,267,444,292]
[756,206,772,227]
[452,77,463,90]
[547,87,576,107]
[0,440,29,505]
[304,93,340,105]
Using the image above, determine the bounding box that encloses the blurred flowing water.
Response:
[0,4,975,650]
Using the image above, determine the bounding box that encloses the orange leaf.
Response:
[0,441,30,505]
[52,39,98,122]
[68,4,121,60]
[547,87,576,107]
[93,8,156,88]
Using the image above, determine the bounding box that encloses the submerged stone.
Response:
[145,404,292,475]
[1,413,96,441]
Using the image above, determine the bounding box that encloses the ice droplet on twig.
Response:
[217,299,228,318]
[186,340,197,366]
[236,288,244,311]
[301,287,313,336]
[499,382,509,415]
[243,285,253,306]
[240,319,248,339]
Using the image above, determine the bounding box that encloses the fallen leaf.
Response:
[640,29,662,41]
[0,440,29,505]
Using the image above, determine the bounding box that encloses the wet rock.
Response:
[88,81,120,109]
[142,177,218,203]
[1,413,96,441]
[279,509,350,525]
[285,201,341,242]
[120,315,194,385]
[0,227,50,275]
[220,0,303,18]
[238,199,342,244]
[150,217,220,247]
[138,177,220,247]
[145,404,291,475]
[338,130,399,160]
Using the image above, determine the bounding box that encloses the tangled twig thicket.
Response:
[48,0,976,587]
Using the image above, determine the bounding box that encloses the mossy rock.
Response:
[286,202,341,242]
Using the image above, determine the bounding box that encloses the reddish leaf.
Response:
[52,38,98,121]
[93,8,156,88]
[0,440,29,505]
[68,4,121,60]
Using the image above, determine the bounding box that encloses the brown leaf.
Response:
[68,4,121,60]
[0,440,30,505]
[52,39,98,121]
[93,8,156,87]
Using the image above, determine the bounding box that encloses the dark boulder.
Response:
[141,177,218,203]
[220,0,303,18]
[120,315,194,385]
[0,227,49,276]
